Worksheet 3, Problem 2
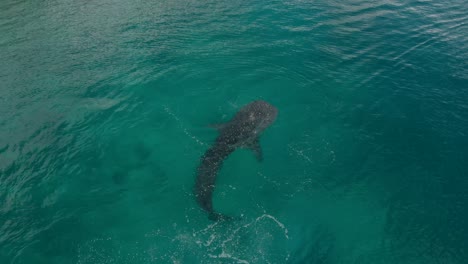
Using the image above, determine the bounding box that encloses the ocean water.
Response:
[1,0,467,263]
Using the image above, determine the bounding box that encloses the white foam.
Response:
[208,252,250,264]
[288,143,314,164]
[255,214,289,239]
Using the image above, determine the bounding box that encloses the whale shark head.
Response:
[215,100,278,148]
[242,100,278,134]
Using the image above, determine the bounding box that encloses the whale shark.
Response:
[194,100,278,220]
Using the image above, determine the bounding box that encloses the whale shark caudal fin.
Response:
[208,212,232,221]
[208,212,242,222]
[246,137,263,162]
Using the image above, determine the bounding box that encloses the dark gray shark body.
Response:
[194,100,278,220]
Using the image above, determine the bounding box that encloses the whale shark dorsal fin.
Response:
[247,137,263,162]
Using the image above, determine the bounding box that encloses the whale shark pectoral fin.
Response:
[247,137,263,162]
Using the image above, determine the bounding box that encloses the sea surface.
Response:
[1,0,467,263]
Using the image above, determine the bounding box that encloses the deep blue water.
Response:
[1,0,467,263]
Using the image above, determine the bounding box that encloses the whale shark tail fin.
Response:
[208,212,239,222]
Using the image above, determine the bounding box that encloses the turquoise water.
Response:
[1,0,467,263]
